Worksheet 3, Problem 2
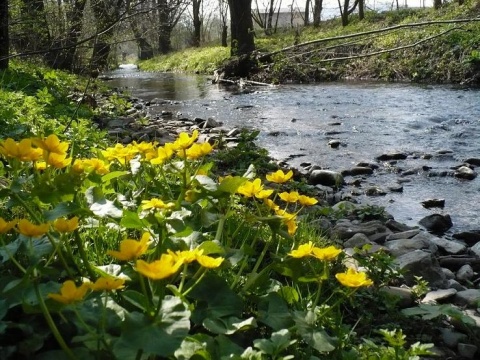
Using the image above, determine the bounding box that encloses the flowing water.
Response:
[105,66,480,233]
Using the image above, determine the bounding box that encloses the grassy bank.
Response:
[140,1,480,84]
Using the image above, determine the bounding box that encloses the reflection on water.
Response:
[103,68,480,233]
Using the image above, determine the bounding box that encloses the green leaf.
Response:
[278,286,299,305]
[120,210,147,229]
[203,316,256,335]
[113,296,190,358]
[175,334,213,360]
[195,175,218,192]
[254,329,296,355]
[44,202,83,221]
[198,241,225,256]
[102,171,130,183]
[85,187,123,218]
[189,274,243,324]
[217,176,247,194]
[257,293,294,331]
[121,290,149,312]
[294,310,336,353]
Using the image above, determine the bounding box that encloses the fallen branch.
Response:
[259,17,480,61]
[215,78,275,87]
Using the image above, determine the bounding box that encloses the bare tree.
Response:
[313,0,323,27]
[0,0,8,69]
[304,0,311,26]
[192,0,202,46]
[338,0,359,27]
[218,0,228,47]
[157,0,190,54]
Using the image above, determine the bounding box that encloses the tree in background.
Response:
[228,0,255,56]
[157,0,190,54]
[0,0,8,69]
[218,0,228,47]
[192,0,202,46]
[252,0,283,35]
[304,0,311,26]
[128,0,154,60]
[313,0,323,27]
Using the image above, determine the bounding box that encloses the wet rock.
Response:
[447,279,467,291]
[376,152,408,161]
[385,219,418,233]
[364,186,387,196]
[203,118,222,128]
[387,184,403,193]
[421,198,445,209]
[429,237,466,255]
[457,343,478,359]
[465,158,480,166]
[440,328,467,348]
[452,230,480,246]
[394,250,447,288]
[341,166,374,176]
[356,161,379,170]
[343,233,373,248]
[454,166,477,180]
[328,140,341,148]
[469,242,480,257]
[308,170,344,187]
[421,288,457,304]
[418,214,453,233]
[107,116,136,128]
[454,289,480,307]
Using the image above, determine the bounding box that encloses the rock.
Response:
[343,233,372,248]
[457,343,478,359]
[331,200,357,213]
[452,230,480,246]
[385,229,420,241]
[367,231,392,244]
[385,219,418,233]
[387,184,403,193]
[203,117,222,128]
[440,328,467,348]
[447,279,467,291]
[328,140,341,148]
[376,152,408,161]
[421,198,445,209]
[331,220,389,241]
[429,237,466,255]
[394,250,447,288]
[465,158,480,166]
[418,214,453,233]
[308,170,344,187]
[379,286,414,308]
[341,167,374,176]
[364,186,387,196]
[470,242,480,257]
[454,166,477,180]
[454,289,480,307]
[456,264,474,282]
[384,236,437,257]
[442,268,455,280]
[421,288,457,304]
[356,161,379,170]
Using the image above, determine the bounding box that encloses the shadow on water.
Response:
[103,67,480,233]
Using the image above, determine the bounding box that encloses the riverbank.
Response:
[140,1,480,85]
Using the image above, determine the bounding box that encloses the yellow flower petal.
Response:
[88,277,125,291]
[135,254,183,280]
[17,219,50,237]
[266,169,293,184]
[54,217,79,233]
[0,218,17,234]
[107,232,150,261]
[311,246,342,262]
[288,241,314,258]
[335,268,373,288]
[48,280,89,304]
[196,254,224,269]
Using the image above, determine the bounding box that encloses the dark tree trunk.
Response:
[221,25,228,47]
[192,0,202,47]
[92,42,110,69]
[128,0,154,60]
[227,0,255,56]
[0,0,8,69]
[358,0,364,20]
[158,0,172,53]
[304,0,311,26]
[434,0,442,9]
[313,0,323,27]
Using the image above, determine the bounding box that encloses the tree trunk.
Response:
[192,0,202,47]
[266,0,275,35]
[228,0,255,56]
[434,0,442,9]
[221,25,228,47]
[158,0,173,53]
[92,42,110,70]
[358,0,364,20]
[0,0,8,69]
[313,0,323,27]
[304,0,311,26]
[128,0,154,60]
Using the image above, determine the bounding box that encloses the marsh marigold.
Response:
[107,232,150,261]
[335,268,373,288]
[48,280,89,304]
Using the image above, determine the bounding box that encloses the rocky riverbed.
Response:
[95,90,480,358]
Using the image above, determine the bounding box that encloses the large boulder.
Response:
[394,250,447,288]
[308,170,344,187]
[419,214,453,233]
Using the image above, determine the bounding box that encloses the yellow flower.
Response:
[335,268,373,288]
[45,152,72,169]
[54,217,79,233]
[132,141,157,159]
[266,169,293,184]
[288,241,314,258]
[81,158,110,175]
[135,254,183,280]
[285,219,298,235]
[168,248,203,264]
[276,209,298,235]
[48,280,89,304]
[196,254,224,269]
[237,178,273,199]
[264,198,280,211]
[107,232,150,261]
[17,219,50,237]
[72,159,85,173]
[35,161,47,171]
[150,143,175,165]
[102,143,137,165]
[311,246,342,261]
[33,134,69,155]
[279,191,300,203]
[0,138,42,162]
[141,198,175,211]
[298,195,318,206]
[173,130,199,150]
[183,142,213,160]
[0,218,17,234]
[88,276,125,291]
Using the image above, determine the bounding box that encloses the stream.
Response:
[105,65,480,234]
